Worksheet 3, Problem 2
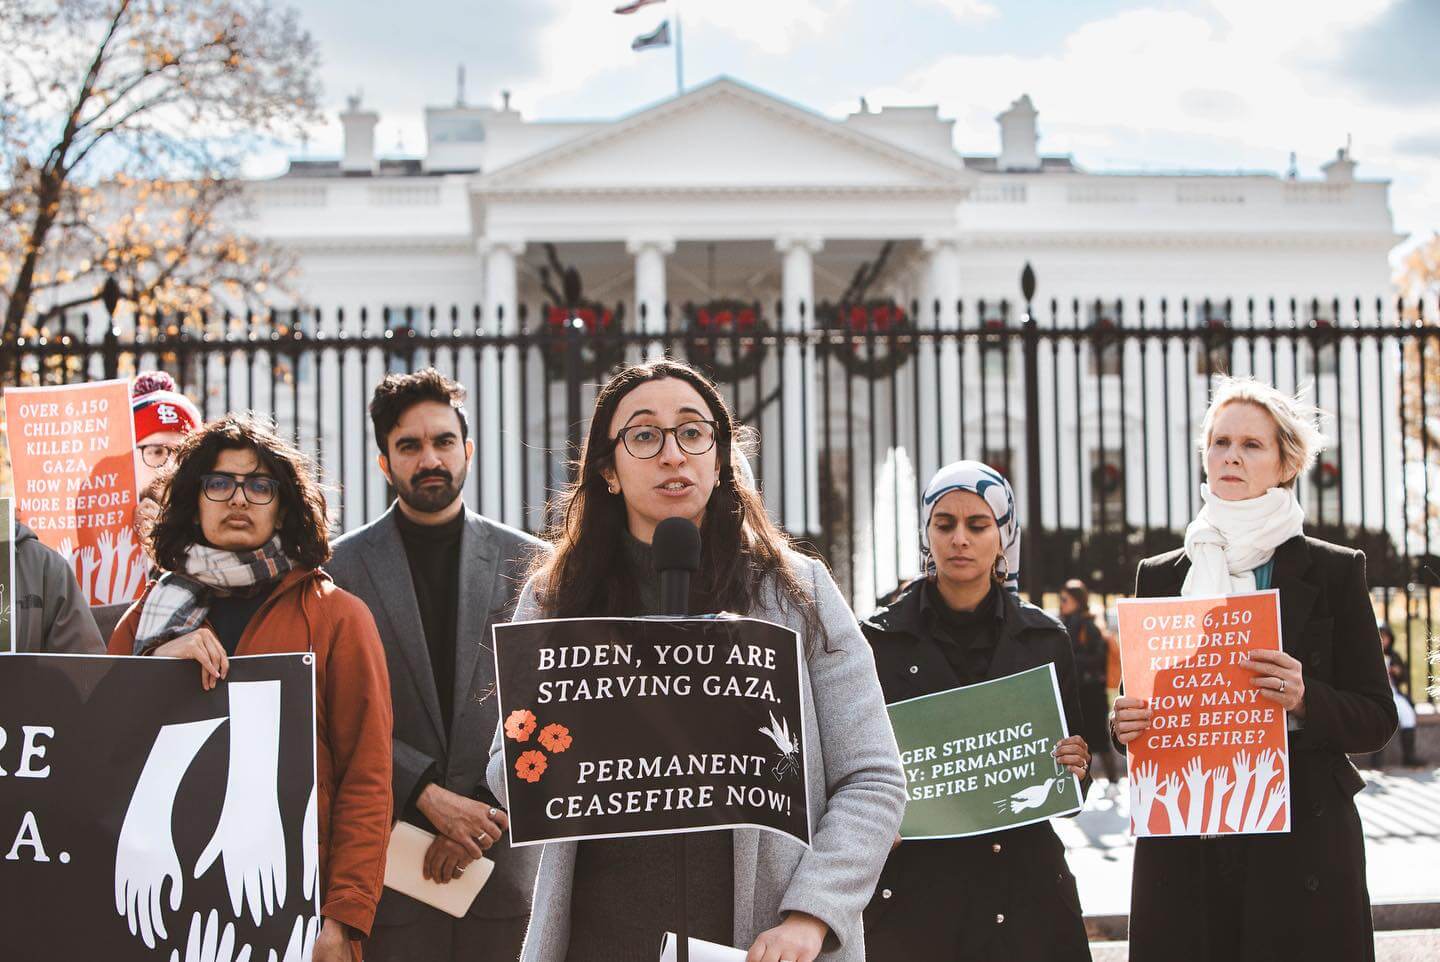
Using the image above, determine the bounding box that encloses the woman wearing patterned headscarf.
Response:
[860,460,1094,962]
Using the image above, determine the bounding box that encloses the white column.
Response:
[775,234,823,537]
[480,237,524,525]
[923,235,962,468]
[627,236,675,360]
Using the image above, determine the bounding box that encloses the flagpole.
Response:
[673,0,685,95]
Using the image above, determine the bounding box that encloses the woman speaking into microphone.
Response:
[1111,377,1396,962]
[486,360,905,962]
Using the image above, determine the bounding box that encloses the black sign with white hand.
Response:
[0,654,318,962]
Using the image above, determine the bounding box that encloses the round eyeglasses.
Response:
[137,443,178,468]
[200,473,279,505]
[612,420,717,460]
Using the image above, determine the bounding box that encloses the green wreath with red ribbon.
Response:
[1091,461,1123,494]
[540,303,627,379]
[817,299,916,379]
[682,299,770,381]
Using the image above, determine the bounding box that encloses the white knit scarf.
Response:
[1181,484,1304,596]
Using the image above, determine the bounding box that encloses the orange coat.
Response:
[1105,623,1122,690]
[110,567,394,937]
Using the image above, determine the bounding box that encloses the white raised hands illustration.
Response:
[95,530,118,604]
[996,778,1058,814]
[1243,750,1282,831]
[112,526,147,602]
[1204,765,1234,834]
[80,545,100,601]
[268,913,321,962]
[196,681,288,925]
[1251,780,1288,833]
[1251,749,1279,792]
[169,910,254,962]
[55,536,77,566]
[122,550,149,602]
[1182,757,1209,834]
[1224,750,1255,831]
[302,784,318,901]
[1155,772,1187,834]
[1129,760,1160,834]
[86,527,146,604]
[115,717,228,948]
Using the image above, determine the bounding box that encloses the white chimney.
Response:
[997,94,1040,171]
[1321,141,1356,184]
[340,95,379,174]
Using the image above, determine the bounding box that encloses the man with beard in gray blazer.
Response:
[330,369,545,961]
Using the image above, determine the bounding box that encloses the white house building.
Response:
[235,77,1408,605]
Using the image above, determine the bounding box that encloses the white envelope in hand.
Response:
[659,932,747,962]
[384,821,494,918]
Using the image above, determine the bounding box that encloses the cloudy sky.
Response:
[267,0,1440,245]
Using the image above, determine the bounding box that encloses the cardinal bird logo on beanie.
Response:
[131,371,202,442]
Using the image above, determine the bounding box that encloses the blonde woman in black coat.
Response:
[1112,377,1397,962]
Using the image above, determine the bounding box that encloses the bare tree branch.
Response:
[1,0,320,339]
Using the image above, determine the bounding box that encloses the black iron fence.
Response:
[4,293,1438,700]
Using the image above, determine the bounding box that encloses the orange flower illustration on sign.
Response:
[516,750,548,783]
[538,723,572,753]
[505,708,537,742]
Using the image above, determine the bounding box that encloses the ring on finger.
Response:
[1279,679,1286,694]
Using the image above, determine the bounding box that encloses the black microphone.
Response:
[651,516,701,962]
[652,516,701,617]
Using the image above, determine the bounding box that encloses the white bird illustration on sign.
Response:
[994,778,1058,814]
[758,711,800,780]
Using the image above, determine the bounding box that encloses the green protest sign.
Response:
[890,664,1081,838]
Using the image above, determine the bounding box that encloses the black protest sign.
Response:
[493,616,811,847]
[0,654,319,962]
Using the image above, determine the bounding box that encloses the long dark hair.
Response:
[151,413,332,571]
[529,361,825,646]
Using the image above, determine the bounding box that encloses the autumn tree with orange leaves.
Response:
[1393,233,1440,551]
[0,0,320,339]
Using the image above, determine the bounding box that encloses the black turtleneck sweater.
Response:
[923,579,1003,686]
[209,585,274,655]
[565,533,735,961]
[395,507,464,734]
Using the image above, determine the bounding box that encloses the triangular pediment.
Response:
[477,77,972,195]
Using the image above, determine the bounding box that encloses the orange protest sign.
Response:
[1116,590,1290,837]
[3,380,144,607]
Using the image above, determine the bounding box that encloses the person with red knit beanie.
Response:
[131,371,202,501]
[88,373,206,639]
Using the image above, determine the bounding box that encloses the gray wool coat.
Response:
[486,551,906,962]
[13,522,104,654]
[330,504,546,923]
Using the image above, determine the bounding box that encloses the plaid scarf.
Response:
[134,537,293,653]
